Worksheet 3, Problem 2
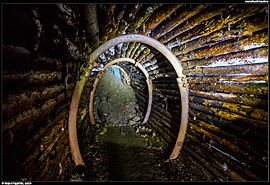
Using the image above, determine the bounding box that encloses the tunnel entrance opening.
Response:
[89,57,153,126]
[93,69,142,126]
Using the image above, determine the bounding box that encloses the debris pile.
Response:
[93,69,143,126]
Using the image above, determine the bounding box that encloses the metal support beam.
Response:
[68,34,189,166]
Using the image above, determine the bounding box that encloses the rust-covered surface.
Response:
[2,3,268,182]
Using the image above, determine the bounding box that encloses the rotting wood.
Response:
[184,139,261,181]
[125,42,136,58]
[188,121,265,165]
[39,131,68,180]
[154,64,175,73]
[176,148,213,180]
[189,83,268,96]
[152,77,177,84]
[154,71,178,78]
[186,123,267,180]
[39,134,60,162]
[24,108,69,156]
[3,83,66,119]
[188,108,267,143]
[135,91,147,104]
[133,44,146,59]
[97,4,116,43]
[78,4,100,49]
[45,144,67,180]
[151,111,174,132]
[108,4,127,40]
[115,43,123,58]
[157,88,180,97]
[189,89,267,107]
[181,46,268,69]
[112,46,118,60]
[145,65,159,73]
[151,106,180,131]
[152,103,172,120]
[148,69,159,76]
[151,109,172,128]
[3,70,62,85]
[136,47,151,62]
[183,62,268,76]
[183,145,230,181]
[94,57,104,66]
[142,59,157,69]
[153,83,179,90]
[131,82,145,90]
[187,75,268,84]
[154,52,166,62]
[10,91,72,136]
[151,4,209,39]
[160,4,232,44]
[126,4,161,33]
[189,102,267,130]
[108,47,116,60]
[153,59,172,69]
[188,117,267,156]
[150,117,175,144]
[105,49,113,62]
[180,149,217,181]
[98,53,107,65]
[120,42,129,57]
[140,4,182,35]
[130,42,141,58]
[173,12,268,55]
[189,96,268,121]
[189,117,267,160]
[164,4,267,44]
[116,4,143,36]
[140,52,155,64]
[179,32,268,62]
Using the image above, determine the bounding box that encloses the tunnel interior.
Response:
[2,3,269,181]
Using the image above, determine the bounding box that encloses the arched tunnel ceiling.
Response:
[2,3,268,181]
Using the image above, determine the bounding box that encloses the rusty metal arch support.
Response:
[89,58,152,126]
[68,34,189,166]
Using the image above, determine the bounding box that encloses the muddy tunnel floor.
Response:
[73,69,207,181]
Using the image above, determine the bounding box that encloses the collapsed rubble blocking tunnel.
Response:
[2,3,268,181]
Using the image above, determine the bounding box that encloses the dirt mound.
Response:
[94,69,142,126]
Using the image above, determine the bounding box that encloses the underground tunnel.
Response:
[2,3,269,181]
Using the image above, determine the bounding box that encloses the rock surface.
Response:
[94,70,143,126]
